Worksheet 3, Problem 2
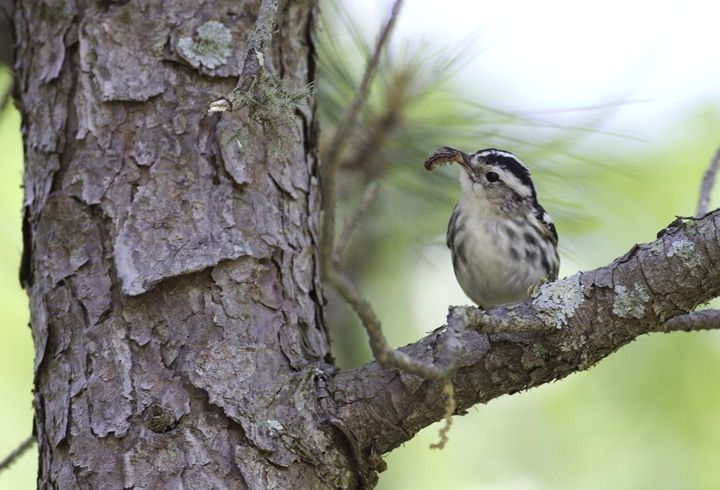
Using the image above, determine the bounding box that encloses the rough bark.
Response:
[15,0,352,488]
[13,0,720,489]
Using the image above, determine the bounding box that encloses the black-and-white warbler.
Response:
[425,147,559,308]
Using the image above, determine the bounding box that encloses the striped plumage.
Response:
[426,147,559,307]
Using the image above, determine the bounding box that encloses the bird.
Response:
[425,146,559,308]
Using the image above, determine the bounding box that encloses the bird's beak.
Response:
[454,151,474,176]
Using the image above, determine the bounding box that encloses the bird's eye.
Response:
[486,171,500,183]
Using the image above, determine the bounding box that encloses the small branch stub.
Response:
[145,404,177,433]
[208,98,232,113]
[208,0,279,113]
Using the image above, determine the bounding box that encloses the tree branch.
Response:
[209,0,279,112]
[697,142,720,216]
[327,270,468,380]
[0,435,34,473]
[328,211,720,481]
[664,308,720,331]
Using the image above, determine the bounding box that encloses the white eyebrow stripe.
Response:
[476,149,524,165]
[475,149,531,175]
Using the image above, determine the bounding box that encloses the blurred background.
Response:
[3,0,720,488]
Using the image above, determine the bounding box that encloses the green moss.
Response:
[559,333,587,353]
[684,219,698,236]
[532,343,547,357]
[577,352,592,371]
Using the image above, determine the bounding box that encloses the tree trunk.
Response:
[14,1,720,489]
[15,0,353,487]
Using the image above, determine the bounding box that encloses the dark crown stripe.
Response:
[476,148,537,202]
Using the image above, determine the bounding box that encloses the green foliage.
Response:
[317,2,720,490]
[316,0,611,368]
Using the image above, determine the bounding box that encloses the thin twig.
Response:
[430,379,455,450]
[697,142,720,216]
[663,309,720,332]
[328,270,468,380]
[209,0,279,112]
[0,435,35,473]
[319,0,404,279]
[333,182,379,265]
